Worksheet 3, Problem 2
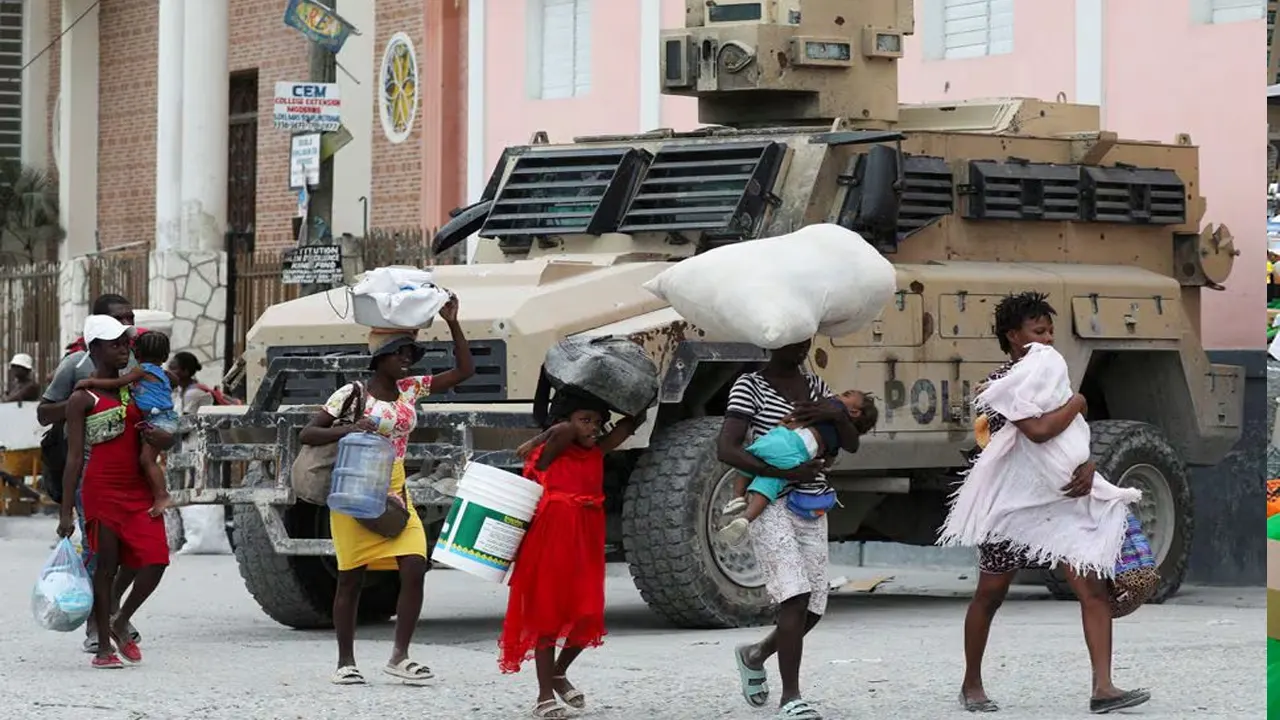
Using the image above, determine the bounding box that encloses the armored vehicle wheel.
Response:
[232,503,403,628]
[1042,420,1192,604]
[622,417,774,629]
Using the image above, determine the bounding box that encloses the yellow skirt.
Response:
[331,459,426,572]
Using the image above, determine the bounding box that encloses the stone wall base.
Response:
[149,249,227,386]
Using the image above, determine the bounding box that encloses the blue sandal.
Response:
[777,698,822,718]
[735,644,769,708]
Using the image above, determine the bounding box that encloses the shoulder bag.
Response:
[290,382,366,505]
[356,488,411,538]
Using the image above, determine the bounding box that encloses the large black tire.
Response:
[622,417,774,629]
[232,503,336,629]
[1042,420,1193,603]
[231,503,405,629]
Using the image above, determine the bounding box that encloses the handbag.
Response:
[785,489,838,520]
[356,489,411,538]
[1110,512,1160,619]
[290,382,366,506]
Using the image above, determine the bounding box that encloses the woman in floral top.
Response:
[300,296,474,687]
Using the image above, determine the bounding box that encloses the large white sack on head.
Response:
[641,224,896,349]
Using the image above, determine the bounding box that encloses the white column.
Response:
[20,0,50,171]
[57,0,98,260]
[179,0,229,253]
[465,0,486,262]
[638,0,661,133]
[1074,0,1105,122]
[333,0,375,237]
[154,0,184,252]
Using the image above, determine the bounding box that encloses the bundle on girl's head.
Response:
[544,388,611,429]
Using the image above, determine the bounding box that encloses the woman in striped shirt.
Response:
[716,339,863,720]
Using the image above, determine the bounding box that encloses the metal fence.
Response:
[227,226,455,362]
[87,248,150,309]
[0,261,60,383]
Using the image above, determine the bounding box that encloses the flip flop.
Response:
[552,675,585,710]
[91,653,124,670]
[735,644,770,708]
[777,698,823,718]
[1089,688,1151,714]
[723,497,748,516]
[110,629,142,664]
[384,658,434,685]
[533,699,569,718]
[330,665,367,685]
[959,691,1000,712]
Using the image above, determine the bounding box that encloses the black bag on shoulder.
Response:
[40,423,68,505]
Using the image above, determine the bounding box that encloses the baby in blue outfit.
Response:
[76,331,177,515]
[717,390,878,545]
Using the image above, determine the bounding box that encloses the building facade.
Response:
[19,0,469,376]
[27,0,467,253]
[474,0,1265,351]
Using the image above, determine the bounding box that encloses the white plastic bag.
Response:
[350,266,452,329]
[32,538,94,632]
[177,506,233,556]
[642,224,897,349]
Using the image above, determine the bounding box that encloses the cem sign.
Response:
[273,81,341,132]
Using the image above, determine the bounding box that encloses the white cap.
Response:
[82,314,137,345]
[9,353,32,369]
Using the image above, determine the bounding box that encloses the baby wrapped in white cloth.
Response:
[938,342,1140,577]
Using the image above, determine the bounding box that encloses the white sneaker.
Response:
[716,518,750,545]
[722,497,748,516]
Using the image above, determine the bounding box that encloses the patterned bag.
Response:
[1110,512,1159,619]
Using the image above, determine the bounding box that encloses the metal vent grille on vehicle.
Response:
[897,155,954,236]
[618,141,786,246]
[264,340,509,406]
[964,160,1082,221]
[1079,166,1186,225]
[479,147,652,238]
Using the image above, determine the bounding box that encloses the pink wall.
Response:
[1103,0,1264,350]
[898,0,1076,103]
[482,1,1262,348]
[484,0,643,168]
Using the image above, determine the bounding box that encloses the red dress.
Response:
[80,391,170,569]
[498,442,607,673]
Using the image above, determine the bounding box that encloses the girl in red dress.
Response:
[499,391,646,719]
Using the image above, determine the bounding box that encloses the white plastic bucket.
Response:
[430,463,543,583]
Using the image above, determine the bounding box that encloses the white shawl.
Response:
[937,343,1140,577]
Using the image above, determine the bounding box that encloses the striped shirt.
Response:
[725,371,834,496]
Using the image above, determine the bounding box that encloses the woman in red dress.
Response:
[500,391,646,719]
[57,315,171,669]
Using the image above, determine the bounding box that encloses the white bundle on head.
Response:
[642,224,897,349]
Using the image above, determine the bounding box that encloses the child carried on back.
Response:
[717,389,877,544]
[75,331,177,516]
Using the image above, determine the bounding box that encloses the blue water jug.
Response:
[327,431,396,519]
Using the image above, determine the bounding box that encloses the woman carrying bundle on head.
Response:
[299,295,474,687]
[499,389,646,719]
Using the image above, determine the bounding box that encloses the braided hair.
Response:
[993,291,1056,355]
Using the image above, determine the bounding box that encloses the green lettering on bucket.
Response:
[440,498,531,569]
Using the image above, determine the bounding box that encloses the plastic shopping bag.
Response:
[32,538,94,632]
[176,506,233,556]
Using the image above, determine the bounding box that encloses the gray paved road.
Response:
[0,518,1262,720]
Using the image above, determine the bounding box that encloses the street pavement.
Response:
[0,517,1263,720]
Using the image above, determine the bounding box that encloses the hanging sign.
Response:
[274,82,341,132]
[290,133,322,188]
[281,245,343,285]
[282,0,355,54]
